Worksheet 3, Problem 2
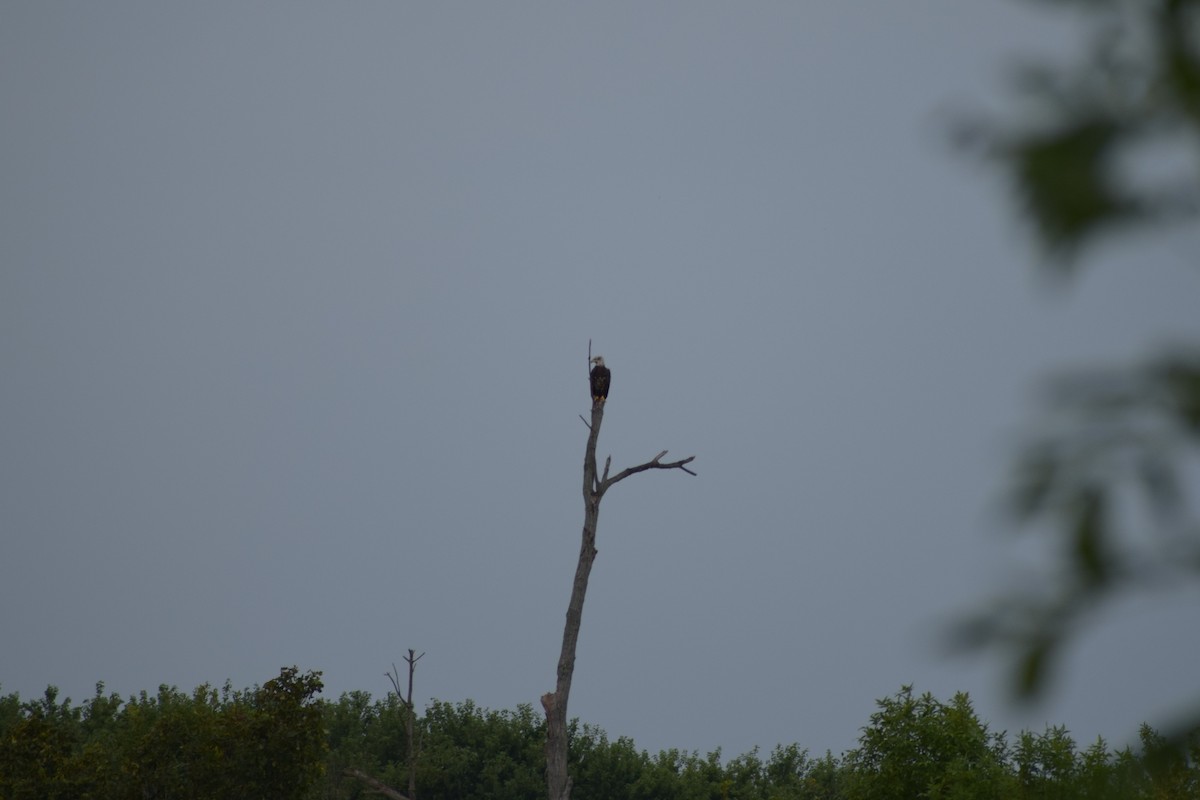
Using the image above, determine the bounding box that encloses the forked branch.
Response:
[543,346,697,800]
[598,450,696,498]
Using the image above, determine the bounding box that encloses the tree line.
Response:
[2,669,1197,799]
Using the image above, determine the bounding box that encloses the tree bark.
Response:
[541,402,603,800]
[542,397,695,800]
[403,650,422,800]
[384,649,423,800]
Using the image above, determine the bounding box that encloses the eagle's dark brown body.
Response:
[589,358,611,406]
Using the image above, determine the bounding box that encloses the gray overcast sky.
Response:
[3,2,1199,760]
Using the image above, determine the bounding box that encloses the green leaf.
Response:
[1158,355,1200,433]
[1009,443,1061,521]
[1016,639,1053,700]
[1012,118,1130,258]
[1070,486,1109,587]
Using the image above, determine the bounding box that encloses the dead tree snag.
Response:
[541,347,695,800]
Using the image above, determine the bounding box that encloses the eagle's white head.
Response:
[591,356,605,367]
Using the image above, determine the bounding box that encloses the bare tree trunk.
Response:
[541,402,604,800]
[403,650,422,800]
[386,649,424,800]
[542,371,695,800]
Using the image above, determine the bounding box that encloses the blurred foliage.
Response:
[959,0,1200,263]
[950,0,1200,729]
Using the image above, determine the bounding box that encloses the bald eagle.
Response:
[589,356,611,406]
